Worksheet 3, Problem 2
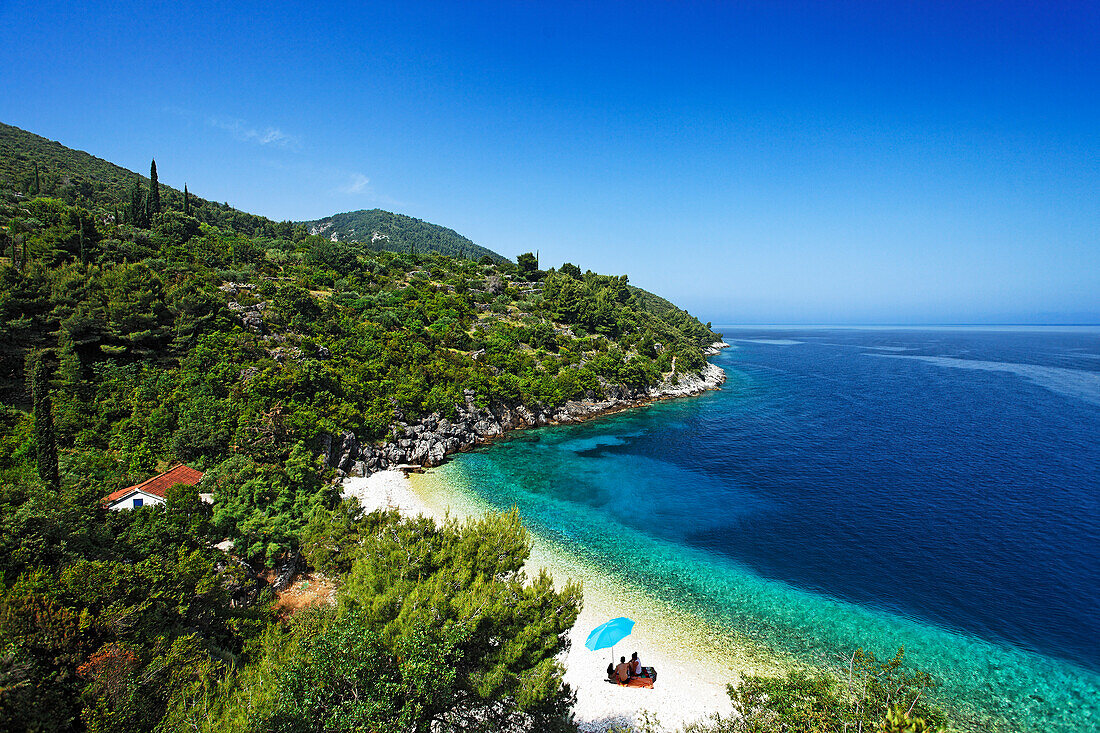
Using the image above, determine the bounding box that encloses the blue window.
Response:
[133,497,143,508]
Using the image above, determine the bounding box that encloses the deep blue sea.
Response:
[421,328,1100,731]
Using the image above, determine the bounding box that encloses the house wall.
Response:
[107,490,166,511]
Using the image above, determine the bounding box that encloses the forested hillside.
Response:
[300,209,507,262]
[0,122,508,261]
[0,125,720,731]
[0,122,287,238]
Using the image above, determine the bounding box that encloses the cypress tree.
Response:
[148,159,161,216]
[32,162,41,195]
[31,353,59,490]
[184,183,190,216]
[129,180,146,226]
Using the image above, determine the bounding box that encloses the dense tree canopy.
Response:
[298,208,507,263]
[176,510,581,733]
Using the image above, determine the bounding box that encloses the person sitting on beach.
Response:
[614,656,631,684]
[629,652,642,677]
[606,661,615,681]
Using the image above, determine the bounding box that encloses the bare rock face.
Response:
[485,274,505,295]
[648,362,726,397]
[271,551,302,591]
[320,362,726,478]
[320,431,359,472]
[702,340,731,356]
[227,300,266,333]
[335,432,358,471]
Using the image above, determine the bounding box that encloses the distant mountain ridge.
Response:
[300,209,508,263]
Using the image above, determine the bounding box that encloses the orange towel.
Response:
[617,676,654,688]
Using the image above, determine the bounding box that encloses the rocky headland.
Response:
[321,341,730,477]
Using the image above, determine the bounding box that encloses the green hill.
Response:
[0,122,510,262]
[299,209,508,263]
[0,121,283,237]
[0,122,139,205]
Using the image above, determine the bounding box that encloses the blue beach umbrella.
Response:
[585,617,635,662]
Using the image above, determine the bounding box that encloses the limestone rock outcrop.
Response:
[320,360,726,479]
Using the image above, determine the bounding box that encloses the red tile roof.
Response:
[103,464,204,504]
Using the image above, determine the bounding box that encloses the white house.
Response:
[102,464,204,511]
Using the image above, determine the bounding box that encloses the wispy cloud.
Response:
[331,172,404,207]
[164,106,405,210]
[207,116,300,149]
[254,159,403,207]
[338,173,371,195]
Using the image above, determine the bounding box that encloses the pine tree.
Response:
[148,159,161,216]
[183,183,190,216]
[30,353,59,490]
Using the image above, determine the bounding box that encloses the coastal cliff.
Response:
[322,342,730,476]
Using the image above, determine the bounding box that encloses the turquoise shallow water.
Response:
[419,329,1100,731]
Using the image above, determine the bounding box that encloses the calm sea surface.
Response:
[424,328,1100,731]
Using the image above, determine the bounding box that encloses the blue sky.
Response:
[2,1,1097,324]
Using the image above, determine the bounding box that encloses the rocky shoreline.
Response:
[321,341,730,477]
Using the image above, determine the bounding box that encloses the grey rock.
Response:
[325,361,725,477]
[272,552,301,591]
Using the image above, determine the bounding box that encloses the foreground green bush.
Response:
[169,509,582,733]
[689,647,945,733]
[613,648,948,733]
